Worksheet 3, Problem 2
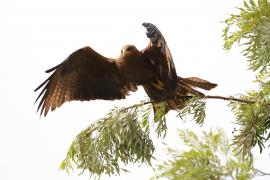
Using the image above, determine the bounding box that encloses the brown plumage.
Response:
[173,77,217,109]
[35,22,217,116]
[143,76,217,113]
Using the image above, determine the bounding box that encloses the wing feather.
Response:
[35,46,137,116]
[142,23,177,92]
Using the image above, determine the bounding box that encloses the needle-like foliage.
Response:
[60,104,157,178]
[59,97,208,177]
[177,96,206,126]
[229,75,270,158]
[223,0,270,158]
[59,100,179,177]
[223,0,270,72]
[152,129,258,180]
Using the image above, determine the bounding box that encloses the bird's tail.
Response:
[179,77,217,90]
[153,76,217,115]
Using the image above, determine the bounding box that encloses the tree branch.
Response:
[205,95,255,104]
[86,95,254,134]
[123,95,255,111]
[255,168,270,176]
[121,95,192,111]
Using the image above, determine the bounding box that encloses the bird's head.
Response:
[120,45,139,58]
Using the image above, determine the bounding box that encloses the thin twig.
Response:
[205,95,255,103]
[255,168,270,176]
[122,95,255,111]
[86,95,255,133]
[120,95,193,111]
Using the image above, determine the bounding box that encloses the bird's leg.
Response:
[151,79,165,90]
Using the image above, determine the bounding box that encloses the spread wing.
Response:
[35,46,137,116]
[142,22,177,93]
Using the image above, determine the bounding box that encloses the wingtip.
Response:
[142,22,157,39]
[45,63,61,73]
[142,22,154,29]
[212,83,218,89]
[142,22,149,27]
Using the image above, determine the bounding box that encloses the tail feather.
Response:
[180,77,217,90]
[177,78,205,97]
[166,76,217,111]
[143,76,217,115]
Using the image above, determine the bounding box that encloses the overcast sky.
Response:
[2,0,270,179]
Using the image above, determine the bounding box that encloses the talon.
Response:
[152,79,165,90]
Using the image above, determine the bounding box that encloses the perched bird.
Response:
[35,22,217,116]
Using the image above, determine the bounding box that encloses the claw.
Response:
[152,79,165,90]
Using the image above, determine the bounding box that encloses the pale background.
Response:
[2,0,270,179]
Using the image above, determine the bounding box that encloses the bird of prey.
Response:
[35,22,217,116]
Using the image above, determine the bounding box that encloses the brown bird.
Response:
[35,22,217,116]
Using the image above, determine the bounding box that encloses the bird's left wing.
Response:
[142,22,177,92]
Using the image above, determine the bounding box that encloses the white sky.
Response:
[2,0,270,179]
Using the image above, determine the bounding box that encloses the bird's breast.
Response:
[120,56,156,84]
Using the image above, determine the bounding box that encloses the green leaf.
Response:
[177,96,206,126]
[60,105,155,177]
[249,0,256,8]
[152,129,255,180]
[229,75,270,158]
[223,0,270,73]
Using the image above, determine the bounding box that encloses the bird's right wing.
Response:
[34,46,137,116]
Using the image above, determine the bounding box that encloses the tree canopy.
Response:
[152,129,257,180]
